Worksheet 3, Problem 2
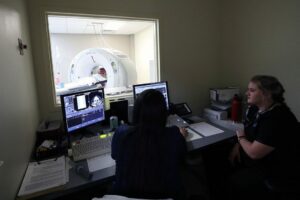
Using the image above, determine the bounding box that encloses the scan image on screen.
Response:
[89,92,102,107]
[133,81,170,109]
[76,95,88,110]
[60,88,105,133]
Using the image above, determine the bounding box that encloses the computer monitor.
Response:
[133,81,170,109]
[60,88,105,133]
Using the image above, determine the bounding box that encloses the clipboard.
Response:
[18,156,67,197]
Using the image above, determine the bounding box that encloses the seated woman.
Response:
[228,75,300,199]
[110,89,188,200]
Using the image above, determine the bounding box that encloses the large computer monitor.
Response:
[60,88,105,133]
[133,81,170,109]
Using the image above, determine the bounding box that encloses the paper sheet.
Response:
[18,156,67,196]
[87,153,115,172]
[186,127,202,141]
[189,122,224,137]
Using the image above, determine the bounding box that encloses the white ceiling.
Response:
[48,16,154,35]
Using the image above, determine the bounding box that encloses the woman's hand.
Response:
[179,127,188,138]
[236,128,246,138]
[228,143,241,166]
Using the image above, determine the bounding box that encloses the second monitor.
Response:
[132,81,170,110]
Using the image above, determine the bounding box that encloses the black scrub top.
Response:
[242,104,300,182]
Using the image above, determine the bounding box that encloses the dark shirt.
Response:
[111,125,187,199]
[242,104,300,182]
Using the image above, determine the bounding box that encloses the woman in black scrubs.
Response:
[228,75,300,199]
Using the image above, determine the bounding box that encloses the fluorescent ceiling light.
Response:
[103,21,125,31]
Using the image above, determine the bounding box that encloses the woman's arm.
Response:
[237,129,274,159]
[111,126,126,160]
[228,142,241,165]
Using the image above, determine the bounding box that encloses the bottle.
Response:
[110,116,118,130]
[231,94,241,122]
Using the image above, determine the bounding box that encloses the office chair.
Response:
[92,194,173,200]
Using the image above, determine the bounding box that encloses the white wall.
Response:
[220,0,300,120]
[27,0,220,120]
[0,0,39,199]
[134,25,156,83]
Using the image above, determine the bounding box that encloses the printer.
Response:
[204,87,240,120]
[210,87,240,103]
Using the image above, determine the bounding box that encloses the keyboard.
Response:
[71,134,113,161]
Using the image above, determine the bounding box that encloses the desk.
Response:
[186,121,236,151]
[18,120,236,200]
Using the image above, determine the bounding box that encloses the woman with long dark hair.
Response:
[111,89,187,199]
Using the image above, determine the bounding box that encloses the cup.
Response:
[110,116,118,130]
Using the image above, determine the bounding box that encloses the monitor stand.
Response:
[85,122,112,135]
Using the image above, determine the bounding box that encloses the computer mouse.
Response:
[75,164,93,180]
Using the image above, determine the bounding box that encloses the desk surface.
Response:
[18,120,236,200]
[186,121,235,151]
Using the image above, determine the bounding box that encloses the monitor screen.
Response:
[133,81,170,109]
[60,88,105,133]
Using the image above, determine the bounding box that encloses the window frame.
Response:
[45,12,161,107]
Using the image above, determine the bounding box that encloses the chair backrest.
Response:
[92,195,173,200]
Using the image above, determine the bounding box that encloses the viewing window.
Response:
[47,14,160,104]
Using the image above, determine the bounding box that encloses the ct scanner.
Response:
[56,48,137,96]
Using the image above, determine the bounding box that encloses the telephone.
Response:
[35,120,65,160]
[37,120,62,140]
[173,103,192,116]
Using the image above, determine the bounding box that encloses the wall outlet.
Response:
[0,160,4,167]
